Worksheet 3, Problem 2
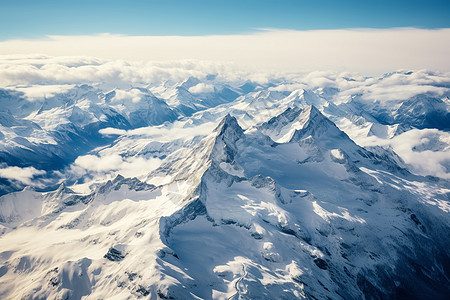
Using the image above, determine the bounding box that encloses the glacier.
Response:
[0,65,449,299]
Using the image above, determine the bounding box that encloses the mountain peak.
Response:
[286,89,324,107]
[214,114,244,138]
[289,105,351,146]
[304,105,329,125]
[180,77,201,89]
[209,114,245,164]
[259,105,328,143]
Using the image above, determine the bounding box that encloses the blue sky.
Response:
[1,0,449,40]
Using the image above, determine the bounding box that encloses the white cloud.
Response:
[0,28,449,75]
[118,157,162,178]
[389,130,450,179]
[74,154,123,172]
[0,55,255,88]
[72,153,161,179]
[1,53,448,105]
[111,89,144,103]
[13,84,75,100]
[362,84,447,102]
[269,83,308,92]
[335,70,450,102]
[98,128,127,136]
[125,121,217,142]
[0,166,46,185]
[188,83,214,94]
[98,119,217,142]
[359,129,450,179]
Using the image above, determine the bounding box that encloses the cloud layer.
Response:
[1,55,449,104]
[0,55,250,87]
[0,166,46,186]
[71,154,161,181]
[1,28,449,74]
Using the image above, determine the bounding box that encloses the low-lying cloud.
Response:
[0,166,46,186]
[189,83,215,94]
[100,121,217,142]
[360,129,450,179]
[72,153,162,181]
[1,55,449,105]
[111,89,144,103]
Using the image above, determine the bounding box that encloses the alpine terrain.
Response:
[0,61,449,300]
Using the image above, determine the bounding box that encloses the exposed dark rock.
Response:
[104,247,125,262]
[135,285,150,296]
[313,258,328,270]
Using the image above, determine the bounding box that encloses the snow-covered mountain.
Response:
[0,67,449,299]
